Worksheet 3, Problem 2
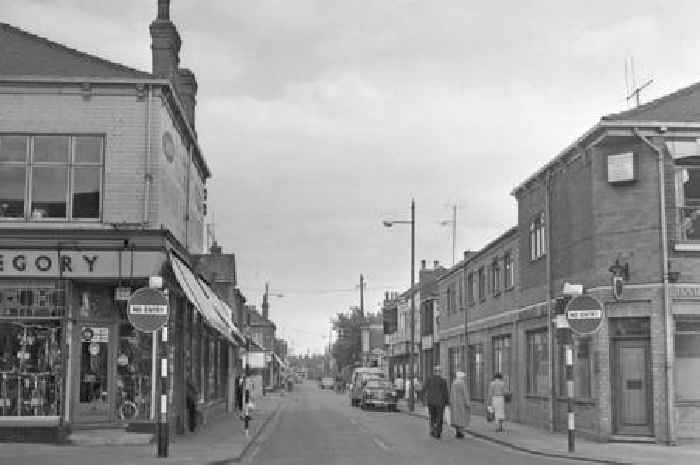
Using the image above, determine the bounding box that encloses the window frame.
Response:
[557,338,592,399]
[529,212,546,261]
[478,267,486,302]
[467,271,474,305]
[492,334,512,392]
[674,321,700,401]
[504,251,514,290]
[0,133,104,222]
[468,343,484,400]
[490,258,501,296]
[526,329,549,396]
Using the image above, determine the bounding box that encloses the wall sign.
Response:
[607,152,635,183]
[0,250,164,278]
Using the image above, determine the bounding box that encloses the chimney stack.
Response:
[464,250,470,262]
[421,260,426,270]
[210,240,222,255]
[434,260,439,269]
[150,0,198,131]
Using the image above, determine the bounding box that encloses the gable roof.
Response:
[0,22,151,79]
[603,81,700,123]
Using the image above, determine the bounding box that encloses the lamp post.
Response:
[382,199,416,412]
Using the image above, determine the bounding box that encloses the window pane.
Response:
[72,167,100,218]
[74,136,102,164]
[32,166,67,218]
[34,136,69,163]
[675,333,700,399]
[684,169,700,205]
[0,166,25,218]
[0,135,27,162]
[575,340,591,398]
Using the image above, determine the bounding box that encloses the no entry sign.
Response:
[566,295,604,335]
[127,287,169,333]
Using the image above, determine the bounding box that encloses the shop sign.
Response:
[117,353,129,366]
[0,250,164,278]
[127,287,169,333]
[566,295,604,335]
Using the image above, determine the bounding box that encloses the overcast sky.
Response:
[4,0,700,354]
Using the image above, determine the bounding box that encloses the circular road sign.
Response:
[566,295,604,335]
[127,287,169,333]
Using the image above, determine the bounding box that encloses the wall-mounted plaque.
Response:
[608,152,635,183]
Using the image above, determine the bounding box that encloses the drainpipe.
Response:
[545,169,555,432]
[143,85,153,225]
[185,143,192,250]
[633,128,674,445]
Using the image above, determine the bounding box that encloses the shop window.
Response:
[0,287,65,318]
[468,344,484,399]
[492,335,512,391]
[0,134,103,221]
[0,322,63,417]
[530,212,546,260]
[448,346,460,386]
[675,320,700,400]
[527,330,549,395]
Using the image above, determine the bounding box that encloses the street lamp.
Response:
[382,199,416,412]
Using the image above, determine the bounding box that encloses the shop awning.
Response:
[170,253,237,343]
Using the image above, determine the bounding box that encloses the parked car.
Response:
[349,367,384,407]
[319,377,335,389]
[360,378,398,411]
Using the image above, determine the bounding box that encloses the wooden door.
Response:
[613,339,652,436]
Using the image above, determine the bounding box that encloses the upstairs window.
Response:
[478,267,486,302]
[677,166,700,240]
[529,212,546,260]
[504,252,514,289]
[490,259,501,296]
[0,134,103,221]
[467,272,474,305]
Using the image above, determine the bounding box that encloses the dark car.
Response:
[360,379,398,411]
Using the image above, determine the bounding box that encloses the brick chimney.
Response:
[150,0,198,131]
[209,240,222,255]
[150,0,181,79]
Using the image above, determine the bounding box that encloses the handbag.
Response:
[486,406,495,422]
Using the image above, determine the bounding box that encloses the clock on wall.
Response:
[162,131,175,163]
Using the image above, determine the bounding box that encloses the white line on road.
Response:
[372,437,390,451]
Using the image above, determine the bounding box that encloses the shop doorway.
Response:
[612,338,652,436]
[74,325,112,423]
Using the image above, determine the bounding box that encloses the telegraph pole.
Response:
[409,199,416,413]
[360,274,364,317]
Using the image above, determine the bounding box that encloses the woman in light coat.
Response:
[449,371,470,439]
[488,372,506,432]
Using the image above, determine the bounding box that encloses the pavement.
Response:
[395,399,700,465]
[0,391,284,465]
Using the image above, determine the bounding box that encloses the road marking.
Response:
[348,418,358,425]
[372,437,390,451]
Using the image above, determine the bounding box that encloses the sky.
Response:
[4,0,700,354]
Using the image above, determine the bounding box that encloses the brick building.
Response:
[0,1,242,442]
[418,260,447,383]
[440,81,700,443]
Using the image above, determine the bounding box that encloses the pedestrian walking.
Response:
[488,372,507,432]
[449,371,470,439]
[242,398,255,438]
[423,365,449,438]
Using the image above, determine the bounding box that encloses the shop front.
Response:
[0,247,165,441]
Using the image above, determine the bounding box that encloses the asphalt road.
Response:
[244,382,580,465]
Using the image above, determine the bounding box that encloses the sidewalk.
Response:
[396,399,700,465]
[0,392,284,465]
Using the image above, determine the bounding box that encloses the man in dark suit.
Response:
[423,365,449,438]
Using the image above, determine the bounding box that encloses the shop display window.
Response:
[0,287,65,318]
[0,322,62,417]
[116,323,152,421]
